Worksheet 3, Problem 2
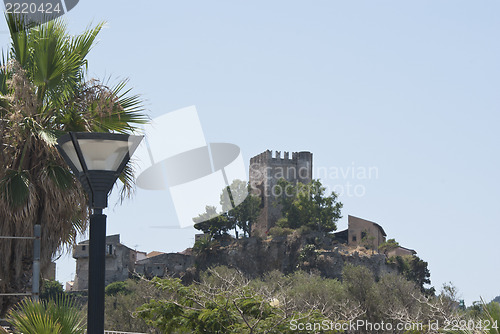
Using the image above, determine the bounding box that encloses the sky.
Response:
[1,0,499,305]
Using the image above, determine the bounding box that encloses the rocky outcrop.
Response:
[191,233,397,281]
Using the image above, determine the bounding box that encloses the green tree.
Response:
[276,179,342,233]
[222,180,261,238]
[342,264,380,321]
[388,255,433,295]
[0,15,147,315]
[40,280,64,302]
[378,238,400,254]
[193,206,234,240]
[194,180,261,239]
[104,279,162,333]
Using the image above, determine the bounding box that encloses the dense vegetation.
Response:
[4,268,498,334]
[112,267,497,334]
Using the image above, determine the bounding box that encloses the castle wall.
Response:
[249,150,313,236]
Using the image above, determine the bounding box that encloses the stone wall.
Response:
[135,253,194,279]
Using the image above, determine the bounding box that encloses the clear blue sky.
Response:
[2,0,499,305]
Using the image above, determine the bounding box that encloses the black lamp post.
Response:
[56,132,143,334]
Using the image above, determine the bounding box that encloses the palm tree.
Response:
[7,295,86,334]
[0,14,148,316]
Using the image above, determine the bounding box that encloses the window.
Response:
[352,235,357,242]
[361,231,367,240]
[82,245,86,251]
[106,244,113,255]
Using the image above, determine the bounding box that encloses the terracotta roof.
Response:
[147,251,165,258]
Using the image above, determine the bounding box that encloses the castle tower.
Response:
[249,150,313,236]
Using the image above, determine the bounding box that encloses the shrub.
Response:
[40,280,64,302]
[268,226,294,237]
[105,281,131,296]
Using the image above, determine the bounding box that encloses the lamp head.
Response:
[56,132,143,209]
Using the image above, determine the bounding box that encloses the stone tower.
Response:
[249,150,313,236]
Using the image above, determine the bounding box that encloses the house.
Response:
[72,235,141,291]
[334,215,387,251]
[345,215,387,250]
[386,246,417,257]
[65,281,74,292]
[71,235,192,290]
[135,253,193,279]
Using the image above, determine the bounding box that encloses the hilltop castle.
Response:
[249,150,313,236]
[69,149,416,291]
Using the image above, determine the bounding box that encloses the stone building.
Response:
[71,236,193,290]
[249,150,313,236]
[334,216,387,251]
[72,235,140,291]
[386,246,417,257]
[346,215,387,250]
[135,253,194,279]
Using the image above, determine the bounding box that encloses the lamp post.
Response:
[56,132,143,334]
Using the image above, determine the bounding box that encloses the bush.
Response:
[268,226,294,237]
[105,281,131,296]
[298,244,318,262]
[104,279,164,333]
[40,280,64,302]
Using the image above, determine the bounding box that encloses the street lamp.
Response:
[56,132,143,334]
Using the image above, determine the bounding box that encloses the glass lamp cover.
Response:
[61,135,143,172]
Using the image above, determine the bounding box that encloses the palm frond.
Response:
[0,169,31,207]
[6,14,31,68]
[90,79,149,133]
[116,161,136,203]
[69,22,105,68]
[42,163,73,190]
[8,296,86,334]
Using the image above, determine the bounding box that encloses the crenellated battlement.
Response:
[250,149,312,165]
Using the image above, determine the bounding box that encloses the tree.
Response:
[342,264,380,321]
[104,279,160,333]
[193,206,234,240]
[222,180,261,238]
[193,180,261,239]
[40,280,64,302]
[275,179,342,233]
[378,238,400,255]
[388,255,433,295]
[0,15,147,315]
